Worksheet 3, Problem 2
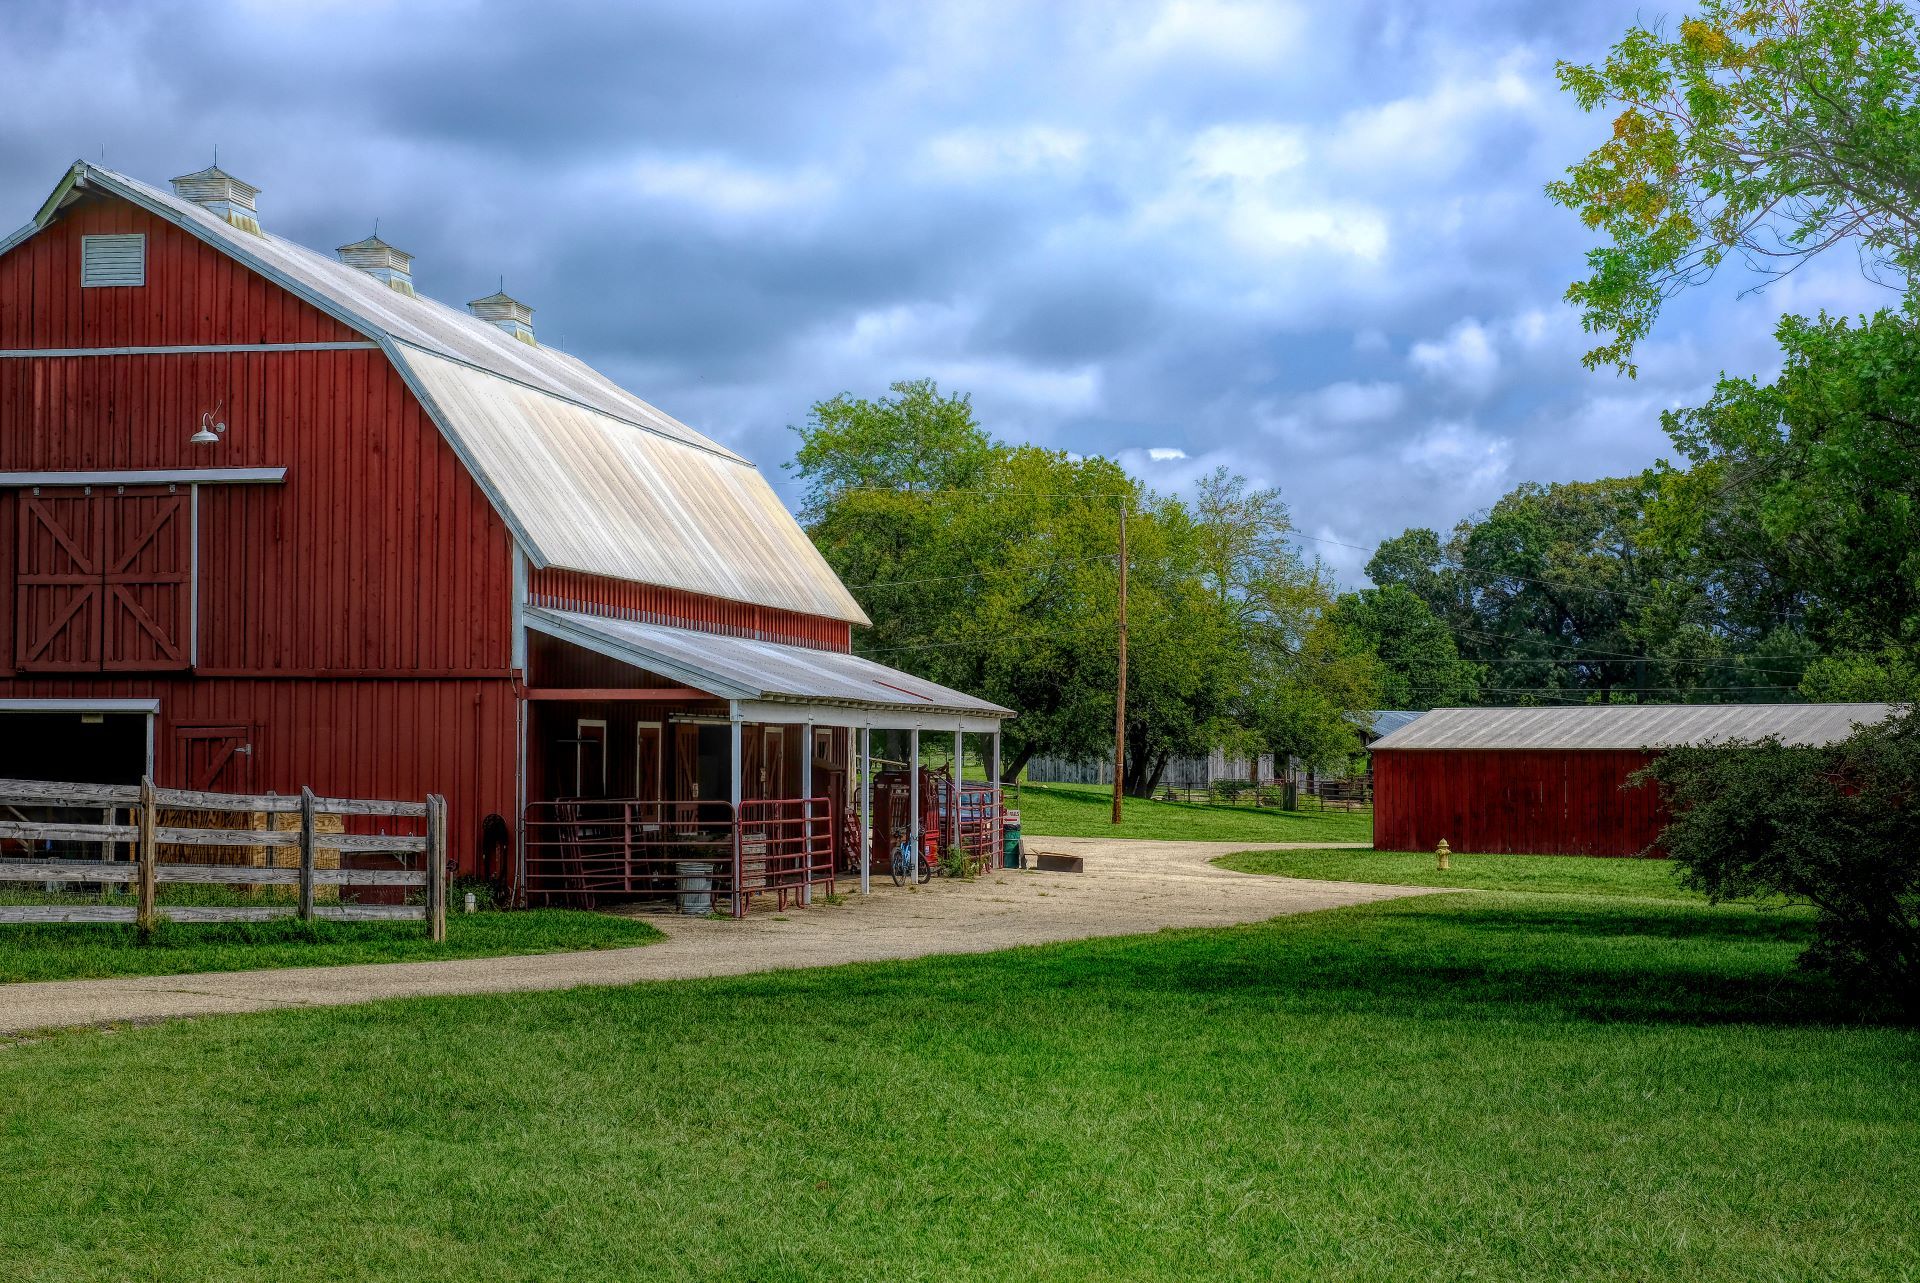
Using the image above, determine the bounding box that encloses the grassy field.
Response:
[1218,846,1707,900]
[4,883,1914,1280]
[1015,779,1373,843]
[0,910,663,984]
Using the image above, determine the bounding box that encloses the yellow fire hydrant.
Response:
[1435,838,1451,871]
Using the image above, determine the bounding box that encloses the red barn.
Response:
[1370,702,1894,857]
[0,160,1008,907]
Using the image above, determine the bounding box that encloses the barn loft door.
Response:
[14,487,190,673]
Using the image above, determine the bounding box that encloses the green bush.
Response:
[1637,710,1920,1011]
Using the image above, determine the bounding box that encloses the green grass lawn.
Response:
[4,887,1914,1280]
[0,910,663,984]
[1016,779,1373,844]
[1218,846,1708,900]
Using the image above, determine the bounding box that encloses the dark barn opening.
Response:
[0,712,146,786]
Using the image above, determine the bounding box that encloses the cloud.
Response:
[1147,446,1188,460]
[1410,319,1500,395]
[619,155,836,220]
[921,126,1089,181]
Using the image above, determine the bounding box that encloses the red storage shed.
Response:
[1371,702,1895,857]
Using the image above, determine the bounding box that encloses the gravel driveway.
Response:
[0,836,1430,1036]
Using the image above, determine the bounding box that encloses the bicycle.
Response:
[889,828,931,887]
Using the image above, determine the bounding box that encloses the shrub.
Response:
[1636,710,1920,1011]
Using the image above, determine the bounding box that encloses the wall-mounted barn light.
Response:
[190,401,227,445]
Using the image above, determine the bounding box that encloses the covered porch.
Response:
[518,608,1011,917]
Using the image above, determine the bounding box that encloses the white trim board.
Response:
[0,468,286,487]
[0,698,161,713]
[0,343,379,358]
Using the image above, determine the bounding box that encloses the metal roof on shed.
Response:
[1356,709,1424,739]
[1369,703,1898,752]
[9,162,869,625]
[527,608,1012,719]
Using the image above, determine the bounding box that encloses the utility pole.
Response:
[1112,499,1128,825]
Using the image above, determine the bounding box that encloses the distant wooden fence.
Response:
[0,777,447,940]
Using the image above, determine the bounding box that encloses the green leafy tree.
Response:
[1637,711,1920,1011]
[1333,584,1482,709]
[1549,0,1920,372]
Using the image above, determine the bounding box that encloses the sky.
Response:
[0,0,1895,584]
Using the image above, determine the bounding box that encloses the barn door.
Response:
[101,489,189,671]
[175,724,256,793]
[15,491,104,671]
[14,487,190,673]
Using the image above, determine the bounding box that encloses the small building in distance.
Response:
[1370,702,1897,857]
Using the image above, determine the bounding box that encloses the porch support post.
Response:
[991,725,1004,869]
[800,720,814,905]
[859,726,872,896]
[953,726,964,865]
[908,727,920,882]
[729,703,743,918]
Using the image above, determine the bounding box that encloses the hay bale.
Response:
[156,807,343,900]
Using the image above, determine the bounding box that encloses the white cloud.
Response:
[1186,123,1307,182]
[1304,379,1405,425]
[1410,318,1500,395]
[1331,55,1538,179]
[1399,419,1512,495]
[621,155,835,219]
[1147,446,1188,461]
[922,125,1089,181]
[1114,0,1305,69]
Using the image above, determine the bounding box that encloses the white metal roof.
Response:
[528,608,1011,723]
[1370,702,1898,752]
[7,162,869,625]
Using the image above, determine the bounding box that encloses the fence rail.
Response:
[0,776,447,939]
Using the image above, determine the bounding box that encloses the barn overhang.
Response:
[523,607,1011,734]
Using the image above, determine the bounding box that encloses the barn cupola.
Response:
[168,165,262,235]
[467,289,536,345]
[335,232,415,296]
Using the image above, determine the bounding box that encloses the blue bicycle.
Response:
[888,828,931,887]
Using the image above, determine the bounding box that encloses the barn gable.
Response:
[4,162,869,628]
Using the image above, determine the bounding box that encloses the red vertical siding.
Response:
[1373,748,1667,857]
[528,567,853,652]
[0,189,518,875]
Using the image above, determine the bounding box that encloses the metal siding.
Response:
[528,607,1010,717]
[1370,702,1897,752]
[1374,748,1666,857]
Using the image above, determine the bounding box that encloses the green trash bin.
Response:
[1002,810,1024,869]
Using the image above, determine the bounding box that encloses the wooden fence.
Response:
[0,777,447,940]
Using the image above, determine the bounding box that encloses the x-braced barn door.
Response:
[15,487,191,673]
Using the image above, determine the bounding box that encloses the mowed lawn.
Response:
[4,876,1916,1280]
[1219,846,1706,899]
[0,910,663,984]
[1016,779,1372,843]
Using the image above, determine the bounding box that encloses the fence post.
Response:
[426,794,447,942]
[298,786,316,921]
[136,776,158,938]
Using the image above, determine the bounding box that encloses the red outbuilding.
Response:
[0,161,1009,910]
[1370,702,1895,857]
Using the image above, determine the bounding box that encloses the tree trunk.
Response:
[1000,742,1037,786]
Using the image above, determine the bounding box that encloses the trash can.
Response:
[1002,810,1024,869]
[675,859,719,915]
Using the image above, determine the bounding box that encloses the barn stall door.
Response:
[15,491,104,671]
[14,487,190,673]
[175,724,256,793]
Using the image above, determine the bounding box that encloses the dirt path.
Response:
[0,837,1430,1036]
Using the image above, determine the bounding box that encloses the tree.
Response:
[1333,585,1482,709]
[790,378,995,517]
[1637,711,1920,1011]
[1548,0,1920,372]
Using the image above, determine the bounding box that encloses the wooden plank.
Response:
[313,904,426,922]
[160,905,295,924]
[310,796,429,818]
[136,777,157,935]
[151,784,300,813]
[0,777,140,804]
[152,864,427,887]
[319,833,428,855]
[0,859,139,883]
[0,820,137,843]
[298,786,315,921]
[0,904,138,923]
[154,826,299,848]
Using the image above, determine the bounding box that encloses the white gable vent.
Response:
[81,234,146,288]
